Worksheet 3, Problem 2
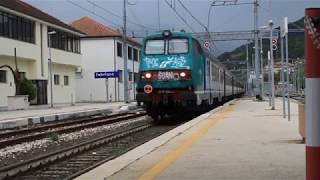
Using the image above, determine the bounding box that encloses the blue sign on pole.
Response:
[94,71,119,79]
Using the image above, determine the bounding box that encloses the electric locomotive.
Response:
[136,30,244,120]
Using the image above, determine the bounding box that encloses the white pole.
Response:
[269,20,275,110]
[285,29,291,121]
[246,41,250,95]
[260,35,264,99]
[280,33,286,118]
[48,32,54,108]
[123,0,129,103]
[106,78,109,102]
[268,51,271,106]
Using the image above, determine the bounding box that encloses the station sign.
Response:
[272,38,278,50]
[204,41,210,48]
[94,71,119,79]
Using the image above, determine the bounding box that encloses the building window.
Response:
[64,76,69,86]
[48,27,80,54]
[54,74,60,85]
[0,70,7,83]
[117,42,123,57]
[19,72,26,80]
[128,46,132,60]
[0,10,35,43]
[118,70,123,83]
[129,72,133,81]
[133,48,138,62]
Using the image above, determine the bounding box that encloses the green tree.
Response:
[20,78,36,101]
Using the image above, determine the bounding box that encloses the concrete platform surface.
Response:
[0,102,137,129]
[75,98,304,180]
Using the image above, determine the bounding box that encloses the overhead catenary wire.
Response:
[164,0,195,32]
[86,0,156,30]
[67,0,121,27]
[176,0,207,30]
[165,0,222,56]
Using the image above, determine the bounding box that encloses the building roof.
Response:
[0,0,83,35]
[70,16,140,46]
[70,16,121,37]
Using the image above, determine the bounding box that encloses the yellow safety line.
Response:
[137,104,235,180]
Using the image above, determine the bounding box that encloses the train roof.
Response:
[143,31,192,41]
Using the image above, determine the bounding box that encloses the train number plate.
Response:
[158,71,179,80]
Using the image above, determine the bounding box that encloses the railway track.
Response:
[0,110,146,148]
[0,109,194,180]
[0,118,153,180]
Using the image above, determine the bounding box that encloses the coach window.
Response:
[192,41,197,55]
[0,70,7,83]
[117,42,123,57]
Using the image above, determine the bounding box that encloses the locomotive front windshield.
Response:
[145,40,165,55]
[145,38,188,55]
[168,39,188,54]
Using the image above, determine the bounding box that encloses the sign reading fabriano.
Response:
[94,71,119,79]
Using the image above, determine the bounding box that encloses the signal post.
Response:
[305,8,320,180]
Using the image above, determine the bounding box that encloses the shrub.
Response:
[19,78,36,101]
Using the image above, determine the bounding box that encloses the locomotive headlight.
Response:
[180,72,186,78]
[145,72,152,79]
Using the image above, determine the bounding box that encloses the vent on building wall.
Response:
[76,66,82,73]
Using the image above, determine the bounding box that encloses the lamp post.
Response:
[268,20,275,110]
[48,30,56,108]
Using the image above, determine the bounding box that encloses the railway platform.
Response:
[76,98,304,180]
[0,102,138,129]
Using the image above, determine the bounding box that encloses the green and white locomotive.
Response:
[136,30,244,120]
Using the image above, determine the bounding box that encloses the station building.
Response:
[70,17,141,102]
[0,0,84,107]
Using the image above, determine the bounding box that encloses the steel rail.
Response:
[0,111,146,149]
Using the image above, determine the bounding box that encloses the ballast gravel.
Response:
[0,117,147,163]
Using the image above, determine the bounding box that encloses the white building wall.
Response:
[76,38,140,103]
[0,15,81,106]
[50,63,76,104]
[76,39,115,102]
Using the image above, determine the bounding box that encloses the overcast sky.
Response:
[25,0,320,53]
